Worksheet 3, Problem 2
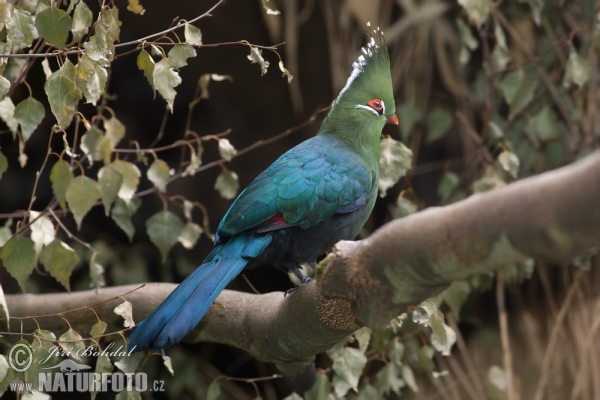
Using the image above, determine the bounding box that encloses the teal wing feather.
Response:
[215,135,373,243]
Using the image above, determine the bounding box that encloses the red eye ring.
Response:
[367,98,383,111]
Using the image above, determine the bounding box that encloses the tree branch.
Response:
[4,151,600,364]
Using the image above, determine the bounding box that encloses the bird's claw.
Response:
[285,276,312,297]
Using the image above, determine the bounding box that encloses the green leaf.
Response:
[184,23,202,45]
[114,300,134,328]
[497,150,519,178]
[147,159,170,192]
[59,328,85,360]
[29,211,55,255]
[35,6,72,49]
[112,160,141,203]
[563,45,590,89]
[218,138,237,161]
[443,280,471,317]
[90,321,107,337]
[198,73,232,99]
[127,0,145,15]
[161,353,174,375]
[526,106,559,143]
[111,198,141,241]
[39,239,79,291]
[0,76,10,100]
[0,4,11,32]
[90,262,106,288]
[137,50,155,92]
[50,159,73,209]
[397,102,421,142]
[429,310,456,355]
[0,236,36,290]
[206,380,223,400]
[65,175,101,229]
[327,341,367,397]
[14,97,45,142]
[0,149,7,180]
[71,0,93,43]
[214,170,239,200]
[24,345,46,387]
[426,108,453,143]
[485,365,507,398]
[438,171,460,202]
[0,97,18,136]
[378,137,412,197]
[168,45,196,69]
[498,68,539,119]
[97,164,123,215]
[92,354,113,400]
[81,127,111,164]
[0,357,14,397]
[457,19,478,64]
[153,57,182,112]
[104,117,125,147]
[473,165,506,193]
[75,55,108,105]
[7,9,35,50]
[182,143,203,176]
[304,373,331,400]
[247,46,270,75]
[393,196,417,219]
[279,60,293,83]
[178,222,202,249]
[44,74,81,129]
[457,0,489,26]
[261,0,281,15]
[376,361,405,395]
[146,211,183,261]
[83,8,120,67]
[0,355,7,386]
[114,352,143,374]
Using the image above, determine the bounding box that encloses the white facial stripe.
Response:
[355,99,386,116]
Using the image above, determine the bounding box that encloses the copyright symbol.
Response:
[8,343,33,372]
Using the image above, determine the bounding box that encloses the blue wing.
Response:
[214,135,373,243]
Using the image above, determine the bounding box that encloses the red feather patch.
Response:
[271,212,285,224]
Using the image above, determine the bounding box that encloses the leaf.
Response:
[92,354,113,400]
[0,360,14,397]
[168,45,196,69]
[0,150,6,181]
[50,159,73,209]
[39,239,79,291]
[0,219,11,248]
[153,57,182,112]
[0,236,36,290]
[0,4,11,32]
[162,353,174,375]
[112,160,141,203]
[526,106,559,143]
[426,108,453,143]
[498,68,539,119]
[90,321,107,337]
[137,50,155,91]
[429,310,456,355]
[127,0,145,15]
[65,175,101,229]
[376,361,405,395]
[83,8,120,67]
[304,373,331,400]
[198,73,232,99]
[378,137,412,197]
[327,341,367,397]
[44,74,81,129]
[14,97,45,142]
[393,196,417,219]
[178,222,202,249]
[279,60,293,83]
[457,19,478,64]
[0,354,8,382]
[563,45,590,89]
[81,127,111,164]
[114,351,143,374]
[437,171,460,202]
[104,117,125,147]
[147,159,170,192]
[114,300,135,328]
[0,76,10,100]
[71,0,93,43]
[218,138,237,161]
[498,150,519,178]
[397,102,421,142]
[29,210,55,256]
[473,165,506,193]
[457,0,489,26]
[58,328,85,360]
[184,23,202,45]
[97,164,123,215]
[7,9,35,50]
[90,262,106,288]
[214,170,239,200]
[443,280,471,317]
[354,327,371,354]
[206,380,222,400]
[0,97,18,136]
[261,0,281,15]
[24,345,46,387]
[485,365,507,397]
[35,6,72,49]
[111,198,141,241]
[146,211,184,261]
[247,47,270,75]
[75,55,108,105]
[0,283,9,329]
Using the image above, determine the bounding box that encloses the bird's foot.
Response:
[285,276,312,297]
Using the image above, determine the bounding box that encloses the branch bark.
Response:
[4,151,600,364]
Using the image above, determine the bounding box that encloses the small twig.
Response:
[496,270,516,400]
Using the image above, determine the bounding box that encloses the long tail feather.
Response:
[128,234,271,352]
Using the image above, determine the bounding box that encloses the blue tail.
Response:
[128,233,271,352]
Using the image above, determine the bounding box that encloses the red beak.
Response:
[386,114,399,125]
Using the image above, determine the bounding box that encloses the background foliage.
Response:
[0,0,597,399]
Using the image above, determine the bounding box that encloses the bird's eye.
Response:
[367,98,384,115]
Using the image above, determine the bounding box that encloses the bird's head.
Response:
[321,26,398,148]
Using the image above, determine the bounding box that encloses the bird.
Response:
[128,31,398,352]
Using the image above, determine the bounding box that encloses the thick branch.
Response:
[4,151,600,363]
